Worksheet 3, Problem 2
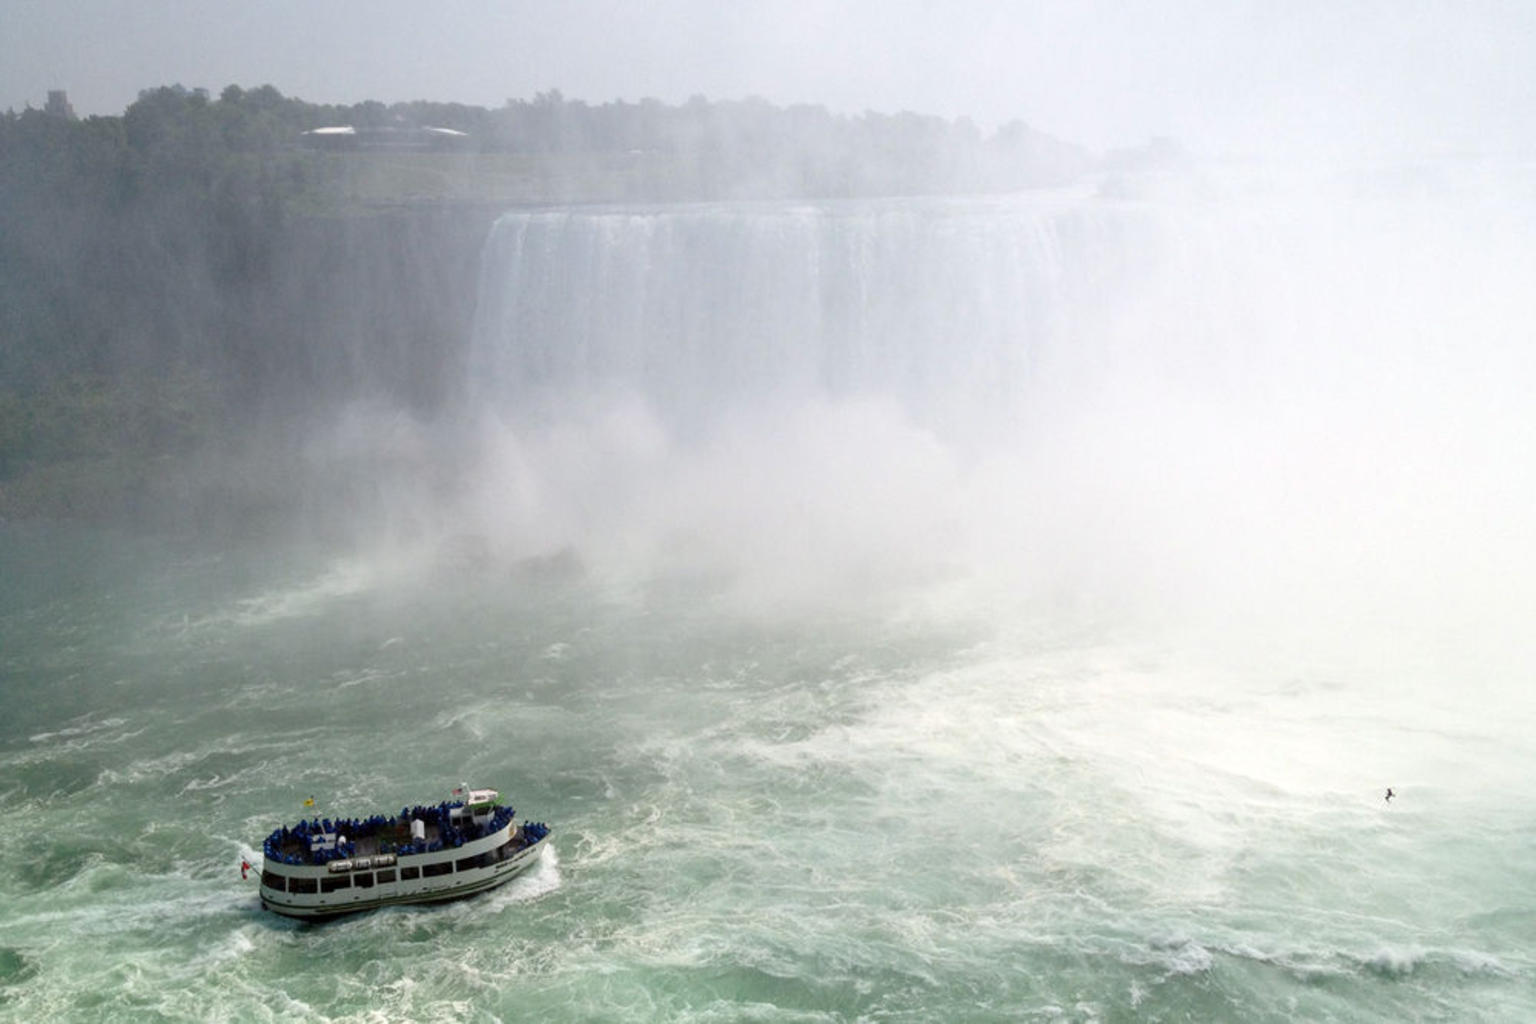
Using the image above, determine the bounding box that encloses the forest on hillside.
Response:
[0,84,1111,523]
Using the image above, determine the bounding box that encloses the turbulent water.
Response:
[4,166,1536,1021]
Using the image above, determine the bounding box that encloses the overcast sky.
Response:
[5,0,1534,157]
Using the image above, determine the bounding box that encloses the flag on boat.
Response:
[241,859,252,880]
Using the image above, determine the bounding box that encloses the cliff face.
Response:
[227,206,500,415]
[0,203,500,525]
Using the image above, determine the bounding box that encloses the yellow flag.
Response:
[303,796,315,808]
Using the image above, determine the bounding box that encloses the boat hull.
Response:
[259,823,547,920]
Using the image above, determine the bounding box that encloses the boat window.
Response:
[422,861,452,878]
[456,853,491,872]
[320,874,352,893]
[376,869,396,884]
[354,872,374,889]
[260,871,287,891]
[400,866,420,881]
[289,877,317,894]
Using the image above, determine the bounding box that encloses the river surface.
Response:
[1,522,1532,1022]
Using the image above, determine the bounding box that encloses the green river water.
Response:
[1,522,1531,1023]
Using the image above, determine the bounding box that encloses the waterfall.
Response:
[455,176,1536,630]
[465,190,1199,442]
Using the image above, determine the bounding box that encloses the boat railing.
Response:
[262,800,522,868]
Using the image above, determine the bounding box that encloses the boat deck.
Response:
[263,800,520,868]
[268,819,445,862]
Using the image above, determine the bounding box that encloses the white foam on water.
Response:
[2,720,148,789]
[26,715,128,745]
[500,843,562,901]
[169,557,388,634]
[331,666,404,690]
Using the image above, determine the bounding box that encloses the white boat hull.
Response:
[259,822,546,919]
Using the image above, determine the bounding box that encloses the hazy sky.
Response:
[5,0,1534,156]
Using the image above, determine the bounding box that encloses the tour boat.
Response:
[257,786,550,919]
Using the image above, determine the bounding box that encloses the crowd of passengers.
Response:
[263,801,529,866]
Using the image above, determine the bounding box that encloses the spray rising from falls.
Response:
[453,180,1536,646]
